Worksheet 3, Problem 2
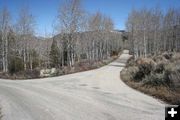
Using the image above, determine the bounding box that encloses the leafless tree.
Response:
[0,7,11,72]
[0,1,125,74]
[57,0,85,67]
[16,6,35,70]
[126,7,180,58]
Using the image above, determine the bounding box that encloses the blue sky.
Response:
[0,0,180,36]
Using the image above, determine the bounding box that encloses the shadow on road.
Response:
[108,64,125,67]
[115,59,128,63]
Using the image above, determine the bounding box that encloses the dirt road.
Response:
[0,51,165,120]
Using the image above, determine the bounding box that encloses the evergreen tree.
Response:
[49,39,60,68]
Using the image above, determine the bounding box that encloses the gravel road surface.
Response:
[0,51,165,120]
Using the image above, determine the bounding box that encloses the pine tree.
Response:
[49,39,60,68]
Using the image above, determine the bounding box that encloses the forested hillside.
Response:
[0,0,125,78]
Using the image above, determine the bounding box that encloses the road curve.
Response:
[0,51,165,120]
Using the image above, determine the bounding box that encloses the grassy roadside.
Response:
[120,53,180,104]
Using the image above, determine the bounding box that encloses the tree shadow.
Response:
[108,64,125,67]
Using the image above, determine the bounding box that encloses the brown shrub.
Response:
[110,51,119,56]
[133,58,155,81]
[12,69,40,79]
[127,66,140,82]
[0,72,10,79]
[121,52,180,104]
[136,58,156,65]
[154,62,166,73]
[142,72,170,87]
[171,52,180,62]
[162,52,173,60]
[126,57,135,67]
[165,61,180,89]
[152,54,169,63]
